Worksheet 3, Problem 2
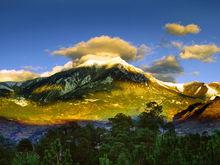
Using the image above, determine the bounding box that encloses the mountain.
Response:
[174,96,220,123]
[160,81,220,99]
[0,58,219,125]
[174,96,220,134]
[1,57,147,103]
[0,82,14,97]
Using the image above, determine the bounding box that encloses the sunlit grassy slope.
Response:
[0,81,202,125]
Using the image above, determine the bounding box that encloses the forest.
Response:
[1,102,220,165]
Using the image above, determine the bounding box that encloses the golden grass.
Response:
[32,84,63,94]
[0,81,200,125]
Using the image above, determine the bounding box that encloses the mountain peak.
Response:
[77,56,144,74]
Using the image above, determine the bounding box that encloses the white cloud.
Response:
[22,66,45,72]
[165,23,201,36]
[142,55,183,82]
[170,41,184,49]
[0,70,39,82]
[136,44,152,60]
[160,39,184,49]
[0,61,74,82]
[191,71,200,76]
[40,61,73,77]
[52,35,152,62]
[180,44,220,62]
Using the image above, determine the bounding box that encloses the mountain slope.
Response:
[174,97,220,134]
[174,96,220,123]
[0,59,217,125]
[162,81,220,99]
[17,65,148,103]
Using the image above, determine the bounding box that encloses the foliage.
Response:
[0,135,14,165]
[16,138,33,153]
[42,139,72,165]
[12,152,39,165]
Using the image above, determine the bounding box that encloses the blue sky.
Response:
[0,0,220,83]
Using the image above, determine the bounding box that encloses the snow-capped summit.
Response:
[77,56,144,73]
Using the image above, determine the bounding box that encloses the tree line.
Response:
[1,102,220,165]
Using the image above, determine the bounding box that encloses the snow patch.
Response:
[11,97,28,107]
[156,80,184,92]
[162,82,184,92]
[206,84,219,97]
[78,56,144,73]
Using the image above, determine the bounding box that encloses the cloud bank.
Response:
[142,55,183,82]
[0,70,39,82]
[0,36,153,82]
[0,61,74,82]
[165,23,201,36]
[180,44,220,62]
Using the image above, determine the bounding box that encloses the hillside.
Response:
[0,60,218,125]
[174,96,220,122]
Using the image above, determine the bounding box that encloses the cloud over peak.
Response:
[52,36,152,62]
[180,44,220,62]
[0,36,153,82]
[165,23,201,36]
